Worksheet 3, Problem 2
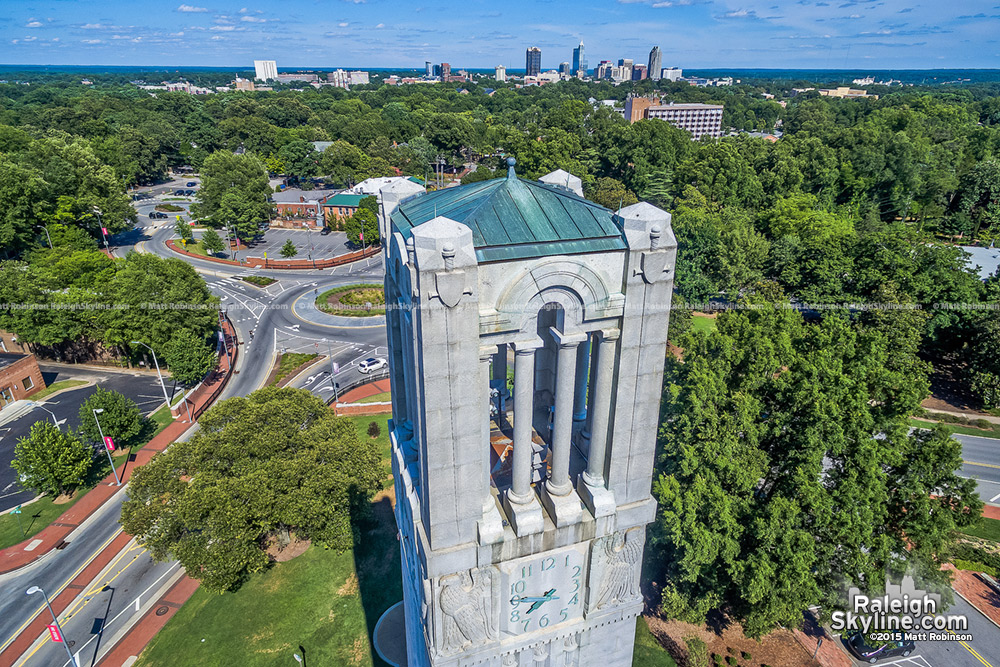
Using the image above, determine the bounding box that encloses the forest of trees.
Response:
[1,71,999,633]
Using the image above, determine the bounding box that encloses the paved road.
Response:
[0,367,164,513]
[0,210,389,665]
[953,433,1000,508]
[842,595,1000,666]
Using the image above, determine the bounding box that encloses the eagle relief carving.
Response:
[593,528,644,610]
[438,567,496,652]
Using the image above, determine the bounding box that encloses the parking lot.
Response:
[206,227,353,260]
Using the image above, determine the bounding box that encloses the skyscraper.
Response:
[648,46,662,81]
[253,59,277,81]
[495,65,506,82]
[441,63,451,80]
[526,47,542,77]
[425,61,433,77]
[559,62,571,76]
[572,41,588,76]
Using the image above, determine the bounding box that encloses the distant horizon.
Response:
[3,1,999,71]
[5,65,1000,73]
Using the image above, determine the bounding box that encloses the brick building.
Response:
[0,353,45,409]
[271,188,337,228]
[322,193,366,225]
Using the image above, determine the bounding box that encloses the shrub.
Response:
[12,422,93,496]
[741,652,752,661]
[367,421,381,439]
[684,637,708,667]
[953,559,998,577]
[725,656,738,666]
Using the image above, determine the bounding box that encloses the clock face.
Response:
[500,545,587,637]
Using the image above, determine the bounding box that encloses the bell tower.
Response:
[381,159,677,666]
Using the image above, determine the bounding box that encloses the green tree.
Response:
[461,165,494,185]
[174,218,193,243]
[280,239,298,259]
[200,227,225,256]
[79,386,146,449]
[358,195,378,216]
[11,422,93,496]
[586,177,638,210]
[277,139,319,183]
[653,302,979,637]
[346,207,379,246]
[0,157,46,258]
[192,151,272,230]
[120,387,384,592]
[163,329,217,386]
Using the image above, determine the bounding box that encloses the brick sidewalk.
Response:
[945,563,1000,629]
[339,378,391,403]
[0,317,237,576]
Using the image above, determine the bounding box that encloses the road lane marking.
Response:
[990,492,1000,502]
[0,528,124,653]
[964,461,1000,470]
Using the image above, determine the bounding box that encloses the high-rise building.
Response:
[495,65,506,82]
[572,41,587,76]
[440,62,451,79]
[559,62,571,76]
[425,61,433,77]
[661,67,683,81]
[433,64,441,77]
[648,46,662,81]
[595,60,613,80]
[631,64,647,81]
[645,102,725,139]
[253,59,277,82]
[525,47,542,77]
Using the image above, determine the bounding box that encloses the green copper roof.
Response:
[390,173,626,264]
[324,193,365,207]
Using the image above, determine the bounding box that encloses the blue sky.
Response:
[2,0,999,69]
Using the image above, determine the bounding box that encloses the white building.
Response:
[495,65,506,82]
[327,69,370,89]
[646,102,724,140]
[253,59,278,82]
[661,67,683,81]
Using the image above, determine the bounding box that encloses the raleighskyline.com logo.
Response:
[830,575,971,640]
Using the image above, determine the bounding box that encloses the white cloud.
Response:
[26,20,43,28]
[375,22,385,28]
[23,36,37,42]
[80,23,106,29]
[82,38,102,44]
[177,4,209,12]
[210,25,236,30]
[338,21,350,27]
[241,15,269,22]
[211,34,224,40]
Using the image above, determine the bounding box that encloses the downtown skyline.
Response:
[1,0,999,70]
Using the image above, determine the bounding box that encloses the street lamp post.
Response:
[323,338,339,402]
[131,341,172,410]
[27,402,60,431]
[35,225,54,250]
[26,586,78,667]
[92,408,121,486]
[93,207,109,249]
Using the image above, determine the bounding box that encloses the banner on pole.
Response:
[47,625,63,643]
[103,436,116,452]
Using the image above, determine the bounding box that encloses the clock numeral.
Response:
[521,564,533,578]
[538,614,550,628]
[511,580,525,595]
[510,610,520,622]
[522,619,531,633]
[541,557,555,571]
[571,565,581,578]
[560,607,568,622]
[570,579,580,593]
[570,593,579,605]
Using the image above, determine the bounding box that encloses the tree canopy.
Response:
[120,388,384,592]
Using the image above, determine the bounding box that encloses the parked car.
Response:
[174,189,185,196]
[184,189,196,196]
[358,357,388,374]
[320,227,332,235]
[154,211,168,219]
[186,181,197,187]
[847,633,916,663]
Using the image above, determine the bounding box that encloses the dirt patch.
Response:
[53,491,78,505]
[645,613,819,667]
[924,357,993,415]
[349,633,367,666]
[372,486,397,508]
[337,572,359,597]
[264,534,312,562]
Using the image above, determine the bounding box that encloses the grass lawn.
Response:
[633,617,678,667]
[690,312,718,335]
[908,419,1000,440]
[243,275,277,287]
[960,517,1000,543]
[30,379,88,401]
[340,414,392,466]
[356,391,391,404]
[0,492,88,549]
[271,353,319,386]
[316,284,385,317]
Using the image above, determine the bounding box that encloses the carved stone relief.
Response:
[589,527,645,611]
[438,567,497,653]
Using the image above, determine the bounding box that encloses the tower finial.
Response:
[506,157,517,179]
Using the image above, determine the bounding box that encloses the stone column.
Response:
[494,343,508,386]
[503,339,544,536]
[508,346,536,505]
[479,345,503,544]
[578,329,620,519]
[547,331,581,497]
[572,334,590,428]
